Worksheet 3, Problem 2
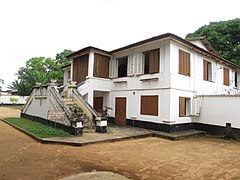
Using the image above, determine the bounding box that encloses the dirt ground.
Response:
[0,106,21,119]
[1,107,240,180]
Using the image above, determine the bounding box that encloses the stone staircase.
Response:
[61,95,95,132]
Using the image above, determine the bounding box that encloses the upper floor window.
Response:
[223,67,229,86]
[72,54,89,84]
[203,60,212,81]
[94,53,110,78]
[179,50,190,76]
[143,49,159,74]
[117,57,128,77]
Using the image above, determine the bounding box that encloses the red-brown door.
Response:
[115,97,126,126]
[94,97,103,112]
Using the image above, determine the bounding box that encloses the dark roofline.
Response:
[110,33,172,53]
[66,46,110,58]
[186,36,219,55]
[61,63,71,69]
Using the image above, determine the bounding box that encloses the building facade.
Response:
[64,33,240,132]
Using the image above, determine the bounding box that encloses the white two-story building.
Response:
[63,33,240,133]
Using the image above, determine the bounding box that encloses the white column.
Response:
[88,51,94,78]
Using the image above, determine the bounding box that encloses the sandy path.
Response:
[1,107,240,179]
[0,106,20,118]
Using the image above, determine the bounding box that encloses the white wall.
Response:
[193,96,240,129]
[0,95,27,104]
[169,89,194,124]
[110,89,171,124]
[169,40,236,96]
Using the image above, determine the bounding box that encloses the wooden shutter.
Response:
[141,95,158,116]
[207,62,212,81]
[179,50,190,76]
[133,53,144,75]
[186,52,190,76]
[203,60,208,81]
[223,67,229,86]
[127,55,134,76]
[72,54,89,84]
[179,97,186,117]
[93,53,110,78]
[149,49,159,74]
[109,59,118,78]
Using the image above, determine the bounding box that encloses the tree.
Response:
[55,49,74,65]
[10,49,74,96]
[9,97,18,105]
[186,18,240,65]
[9,57,63,96]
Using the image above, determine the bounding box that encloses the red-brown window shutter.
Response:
[141,95,158,116]
[179,97,186,117]
[223,67,229,86]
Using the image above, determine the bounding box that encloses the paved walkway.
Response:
[44,125,153,145]
[43,125,206,146]
[0,106,206,145]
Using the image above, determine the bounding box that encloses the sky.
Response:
[0,0,239,90]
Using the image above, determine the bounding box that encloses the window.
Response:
[179,50,190,76]
[179,97,190,117]
[117,57,128,77]
[94,53,110,78]
[143,49,159,74]
[203,60,212,81]
[73,54,89,84]
[141,95,158,116]
[223,67,229,86]
[235,72,238,87]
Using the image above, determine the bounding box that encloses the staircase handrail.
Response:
[21,90,35,113]
[49,86,74,121]
[72,89,99,119]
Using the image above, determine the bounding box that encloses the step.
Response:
[153,130,206,141]
[65,101,76,105]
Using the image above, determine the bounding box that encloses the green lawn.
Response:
[4,118,71,138]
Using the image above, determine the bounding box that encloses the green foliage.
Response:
[9,49,74,96]
[4,118,71,138]
[55,49,74,65]
[9,97,19,105]
[186,18,240,65]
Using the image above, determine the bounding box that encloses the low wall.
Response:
[0,95,27,105]
[193,95,240,137]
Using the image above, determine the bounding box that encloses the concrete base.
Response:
[72,128,83,136]
[96,126,107,133]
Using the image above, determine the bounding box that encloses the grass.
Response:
[4,118,71,138]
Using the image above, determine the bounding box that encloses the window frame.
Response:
[179,49,190,77]
[203,59,212,82]
[117,56,128,78]
[143,49,160,74]
[140,95,158,116]
[179,97,191,117]
[223,67,230,86]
